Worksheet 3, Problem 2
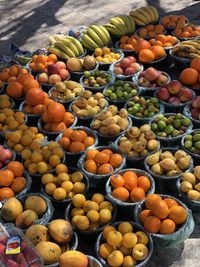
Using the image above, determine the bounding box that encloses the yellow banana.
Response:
[61,38,80,56]
[90,25,109,45]
[65,36,84,55]
[148,6,159,22]
[104,23,124,36]
[82,33,99,49]
[119,15,132,33]
[131,11,149,25]
[87,27,104,47]
[54,41,76,57]
[110,18,127,34]
[129,12,146,26]
[47,46,69,60]
[99,26,111,43]
[143,6,155,22]
[181,41,200,50]
[178,44,198,53]
[137,7,152,24]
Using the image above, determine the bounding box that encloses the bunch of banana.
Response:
[104,15,135,37]
[47,35,84,60]
[129,6,159,26]
[81,25,111,50]
[172,40,200,59]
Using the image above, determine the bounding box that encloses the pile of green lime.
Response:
[127,96,160,118]
[83,70,113,88]
[104,80,138,101]
[183,131,200,154]
[151,113,191,138]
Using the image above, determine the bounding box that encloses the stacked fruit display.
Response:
[145,149,192,177]
[126,96,161,118]
[66,56,97,72]
[112,56,142,77]
[149,34,179,48]
[179,166,200,201]
[91,106,130,137]
[42,165,87,201]
[29,54,57,73]
[138,67,170,88]
[70,90,107,118]
[118,125,160,158]
[183,130,200,155]
[129,5,159,25]
[104,80,138,101]
[98,222,151,266]
[139,194,188,234]
[48,35,85,59]
[37,61,70,85]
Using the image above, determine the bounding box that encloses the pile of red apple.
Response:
[113,56,141,76]
[0,145,13,169]
[37,61,70,85]
[156,80,194,104]
[190,96,200,120]
[138,67,170,88]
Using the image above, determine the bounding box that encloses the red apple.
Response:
[156,74,169,86]
[144,67,159,81]
[179,88,193,102]
[192,96,200,108]
[115,63,121,68]
[114,67,124,75]
[59,69,70,80]
[0,149,13,163]
[120,58,131,69]
[191,108,200,120]
[124,67,136,76]
[138,77,151,87]
[169,96,181,104]
[167,80,182,94]
[156,87,170,101]
[47,64,60,75]
[130,63,141,72]
[126,56,136,63]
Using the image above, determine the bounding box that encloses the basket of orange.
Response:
[172,23,200,40]
[134,193,194,248]
[160,15,188,33]
[56,127,98,160]
[149,34,180,53]
[78,146,126,188]
[40,166,89,207]
[37,102,77,140]
[0,193,54,229]
[136,24,166,40]
[106,169,155,209]
[0,161,32,202]
[95,221,154,267]
[115,35,140,55]
[65,193,117,235]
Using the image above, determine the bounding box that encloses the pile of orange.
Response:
[110,170,151,203]
[149,34,179,48]
[138,24,165,39]
[118,35,140,50]
[29,54,57,73]
[0,64,29,84]
[179,58,200,87]
[84,148,123,175]
[58,128,95,153]
[0,94,13,110]
[174,23,200,39]
[0,108,26,131]
[139,194,187,234]
[41,164,87,201]
[23,89,50,115]
[0,161,26,201]
[160,15,187,30]
[135,39,166,63]
[41,102,75,132]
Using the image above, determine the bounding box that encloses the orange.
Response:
[180,31,191,38]
[63,112,75,126]
[11,177,26,193]
[123,171,137,191]
[139,209,152,224]
[22,79,40,94]
[148,31,156,38]
[135,39,151,53]
[71,130,87,142]
[144,215,161,233]
[0,187,15,201]
[120,36,129,43]
[43,98,55,107]
[84,136,95,148]
[95,152,110,164]
[137,176,151,192]
[138,28,148,37]
[47,102,65,122]
[130,187,145,202]
[174,28,182,36]
[6,82,23,98]
[110,174,124,189]
[84,159,97,174]
[170,15,178,22]
[0,170,15,186]
[62,128,73,138]
[151,45,166,59]
[59,137,71,150]
[191,58,200,72]
[101,149,113,157]
[7,161,24,177]
[109,153,123,168]
[154,25,165,34]
[9,65,19,76]
[36,55,48,64]
[26,87,45,106]
[157,34,167,43]
[7,76,17,83]
[85,149,99,160]
[32,104,46,114]
[160,219,176,234]
[123,44,134,50]
[151,200,169,219]
[139,49,155,63]
[69,141,85,153]
[168,206,187,225]
[0,72,9,81]
[48,54,58,63]
[16,73,34,85]
[180,68,198,85]
[146,24,154,32]
[163,198,178,209]
[98,163,114,175]
[112,187,129,202]
[145,194,162,209]
[160,16,170,26]
[51,122,66,132]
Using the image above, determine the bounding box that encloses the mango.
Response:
[25,224,49,245]
[1,197,23,222]
[48,219,73,244]
[24,195,47,216]
[15,210,38,228]
[59,250,88,267]
[36,241,61,265]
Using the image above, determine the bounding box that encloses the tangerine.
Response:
[84,136,95,148]
[139,209,152,224]
[0,170,15,186]
[180,68,198,85]
[123,171,137,191]
[143,215,161,233]
[11,177,26,193]
[160,219,176,234]
[69,141,85,153]
[110,174,124,188]
[151,200,169,219]
[95,152,110,164]
[191,58,200,72]
[168,205,187,224]
[139,49,155,63]
[130,187,145,202]
[98,163,114,175]
[163,198,178,209]
[112,187,129,202]
[47,102,65,122]
[145,194,162,209]
[22,79,40,94]
[6,82,23,98]
[84,159,97,174]
[109,153,123,168]
[151,45,166,59]
[0,187,15,201]
[135,39,151,53]
[137,175,151,192]
[7,161,24,177]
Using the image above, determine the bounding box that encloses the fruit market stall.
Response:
[0,4,200,267]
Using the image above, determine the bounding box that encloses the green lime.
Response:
[173,119,181,129]
[115,80,124,86]
[105,89,112,97]
[172,129,179,137]
[110,93,117,100]
[184,140,193,149]
[131,89,137,96]
[158,120,166,130]
[185,134,193,141]
[176,113,183,119]
[181,118,191,127]
[116,90,123,98]
[84,71,91,78]
[151,123,158,132]
[193,134,200,142]
[194,141,200,150]
[165,125,174,135]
